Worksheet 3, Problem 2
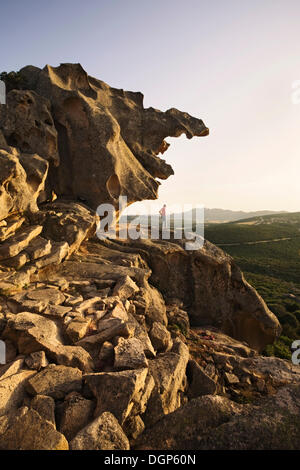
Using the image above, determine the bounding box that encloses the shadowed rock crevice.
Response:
[53,120,73,197]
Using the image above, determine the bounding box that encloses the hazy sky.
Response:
[1,0,300,213]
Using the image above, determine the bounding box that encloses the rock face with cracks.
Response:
[96,237,281,351]
[0,63,296,450]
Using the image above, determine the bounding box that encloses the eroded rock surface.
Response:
[70,412,130,450]
[135,385,300,450]
[101,237,281,351]
[17,63,208,212]
[0,63,297,450]
[0,407,68,450]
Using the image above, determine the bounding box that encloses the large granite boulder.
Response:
[70,412,130,450]
[103,237,281,351]
[17,63,208,212]
[0,89,58,164]
[135,384,300,450]
[0,407,68,450]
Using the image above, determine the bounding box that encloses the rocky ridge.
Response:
[0,64,298,450]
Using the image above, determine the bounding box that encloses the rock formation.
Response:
[0,64,297,450]
[1,63,209,213]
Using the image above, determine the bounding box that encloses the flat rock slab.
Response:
[85,368,148,424]
[58,261,148,286]
[25,236,52,260]
[35,241,69,269]
[3,311,62,352]
[70,412,129,450]
[0,407,68,450]
[1,251,29,269]
[112,275,139,300]
[2,312,93,372]
[0,369,36,416]
[224,372,240,385]
[0,217,25,242]
[64,294,83,307]
[77,320,133,348]
[0,358,25,380]
[0,265,36,295]
[97,317,125,333]
[9,293,47,313]
[26,364,82,399]
[26,288,66,305]
[75,297,105,314]
[43,304,72,317]
[0,225,43,260]
[114,337,148,370]
[53,344,94,373]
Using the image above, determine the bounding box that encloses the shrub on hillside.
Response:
[284,301,300,313]
[264,337,292,360]
[0,71,28,93]
[281,312,298,329]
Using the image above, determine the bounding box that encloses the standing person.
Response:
[159,204,167,229]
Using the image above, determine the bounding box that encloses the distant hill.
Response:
[202,208,286,223]
[121,208,287,224]
[204,211,300,246]
[228,211,300,225]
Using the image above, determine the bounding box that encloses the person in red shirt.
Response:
[159,204,167,228]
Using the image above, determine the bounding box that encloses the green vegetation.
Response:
[204,212,300,359]
[205,223,300,245]
[0,71,28,93]
[170,323,188,337]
